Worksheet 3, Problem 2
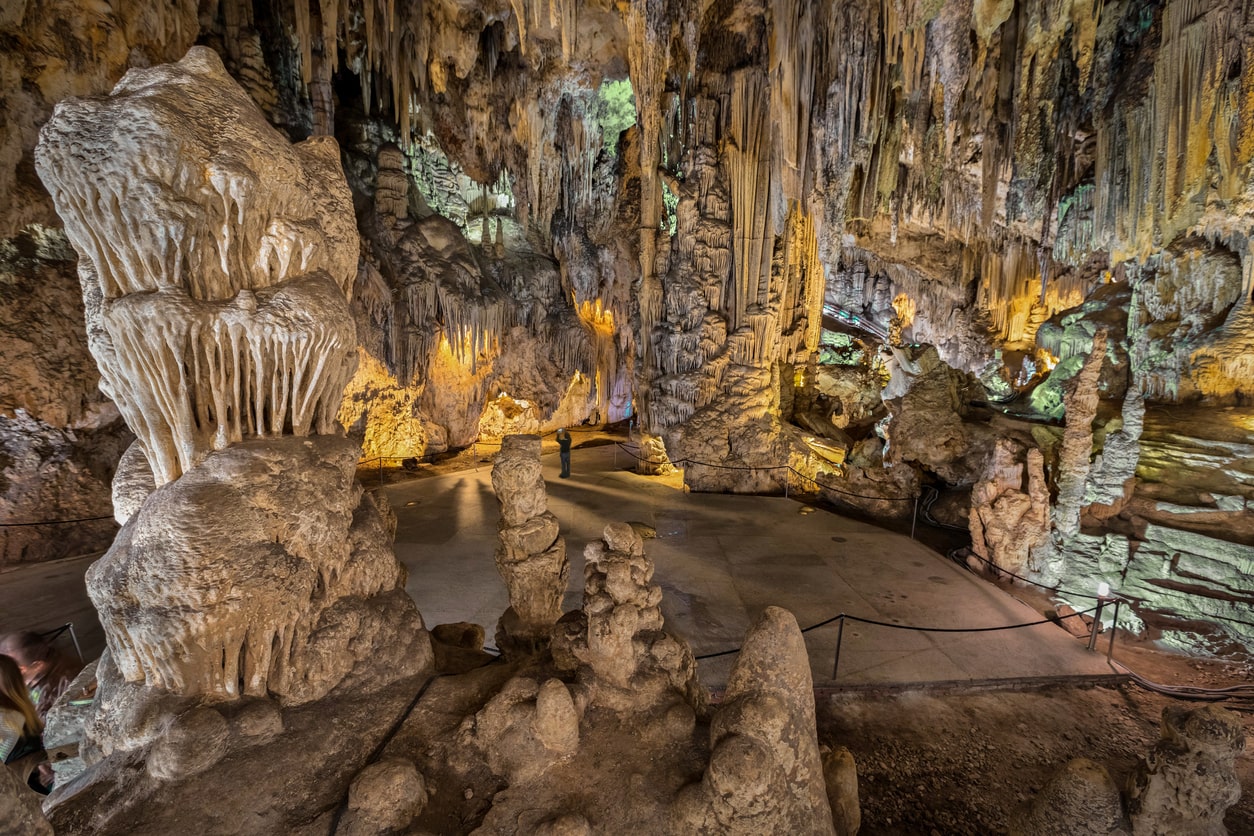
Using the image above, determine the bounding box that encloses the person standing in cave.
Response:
[557,428,572,478]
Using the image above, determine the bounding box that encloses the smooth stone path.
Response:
[387,440,1113,688]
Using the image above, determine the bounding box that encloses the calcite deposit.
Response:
[33,46,432,771]
[36,47,359,487]
[490,434,568,655]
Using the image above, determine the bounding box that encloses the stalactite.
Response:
[726,70,773,334]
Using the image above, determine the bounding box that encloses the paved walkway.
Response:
[387,440,1113,688]
[0,437,1113,689]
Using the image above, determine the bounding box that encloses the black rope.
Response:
[0,514,113,528]
[955,548,1254,630]
[954,549,1105,601]
[694,606,1098,660]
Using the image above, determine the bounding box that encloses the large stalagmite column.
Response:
[34,47,432,733]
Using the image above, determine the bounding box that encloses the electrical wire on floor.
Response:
[1109,659,1254,712]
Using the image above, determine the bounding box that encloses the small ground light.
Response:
[1097,582,1110,597]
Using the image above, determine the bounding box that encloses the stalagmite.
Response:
[490,434,568,655]
[1053,330,1108,541]
[552,522,705,714]
[672,607,837,835]
[34,47,432,721]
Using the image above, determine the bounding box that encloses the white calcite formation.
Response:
[87,436,430,705]
[33,47,431,717]
[35,46,359,487]
[490,433,569,655]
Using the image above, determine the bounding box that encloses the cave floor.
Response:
[386,438,1114,689]
[0,434,1133,688]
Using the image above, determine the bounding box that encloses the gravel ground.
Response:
[817,643,1253,834]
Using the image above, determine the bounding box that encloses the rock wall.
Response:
[0,0,198,564]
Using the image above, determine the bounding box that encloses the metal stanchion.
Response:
[831,615,845,680]
[1087,595,1114,651]
[910,494,919,540]
[378,458,383,489]
[1106,599,1121,661]
[473,443,478,472]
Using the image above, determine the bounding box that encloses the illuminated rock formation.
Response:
[34,48,431,721]
[969,440,1051,577]
[491,434,568,655]
[883,345,994,486]
[36,47,359,487]
[672,607,837,835]
[552,522,706,715]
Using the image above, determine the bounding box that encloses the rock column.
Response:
[491,434,568,655]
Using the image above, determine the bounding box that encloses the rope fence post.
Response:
[831,615,845,680]
[1087,597,1108,651]
[378,458,383,490]
[68,623,84,664]
[911,494,919,540]
[1107,600,1121,661]
[473,442,478,472]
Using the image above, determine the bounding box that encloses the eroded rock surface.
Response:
[1127,705,1246,835]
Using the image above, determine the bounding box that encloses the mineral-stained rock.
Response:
[969,439,1051,576]
[1083,386,1145,520]
[1052,331,1108,541]
[1127,705,1246,835]
[1008,757,1125,836]
[672,607,836,835]
[491,434,568,655]
[552,522,706,715]
[0,761,53,836]
[883,345,994,486]
[337,757,428,836]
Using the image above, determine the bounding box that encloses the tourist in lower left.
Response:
[1,654,46,793]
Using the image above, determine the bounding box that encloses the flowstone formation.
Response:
[32,47,432,829]
[36,47,359,488]
[491,434,568,655]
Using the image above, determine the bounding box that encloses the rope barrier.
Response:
[694,605,1099,660]
[0,514,113,528]
[952,547,1254,631]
